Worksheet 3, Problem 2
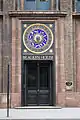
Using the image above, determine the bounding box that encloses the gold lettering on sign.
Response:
[23,55,53,60]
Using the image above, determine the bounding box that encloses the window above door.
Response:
[24,0,51,10]
[16,0,60,11]
[73,0,80,12]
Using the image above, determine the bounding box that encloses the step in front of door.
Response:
[15,106,62,109]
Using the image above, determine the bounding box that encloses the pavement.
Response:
[0,107,80,120]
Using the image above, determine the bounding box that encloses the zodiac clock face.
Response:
[23,23,53,54]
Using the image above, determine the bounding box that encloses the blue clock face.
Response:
[28,29,48,48]
[23,23,53,54]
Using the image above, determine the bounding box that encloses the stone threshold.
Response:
[15,106,62,109]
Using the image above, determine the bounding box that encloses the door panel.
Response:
[27,61,37,89]
[27,61,38,105]
[22,60,53,106]
[39,90,49,105]
[27,90,37,105]
[39,61,50,105]
[40,65,49,89]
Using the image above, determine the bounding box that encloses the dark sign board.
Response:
[23,55,54,60]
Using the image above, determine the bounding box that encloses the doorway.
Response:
[21,60,55,106]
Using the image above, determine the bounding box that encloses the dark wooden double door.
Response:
[22,60,54,106]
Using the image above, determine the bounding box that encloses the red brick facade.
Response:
[0,0,80,108]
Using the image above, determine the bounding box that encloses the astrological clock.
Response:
[23,23,53,54]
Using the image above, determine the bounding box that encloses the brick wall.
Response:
[0,0,80,108]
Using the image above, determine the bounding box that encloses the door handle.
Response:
[37,89,39,92]
[23,84,26,89]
